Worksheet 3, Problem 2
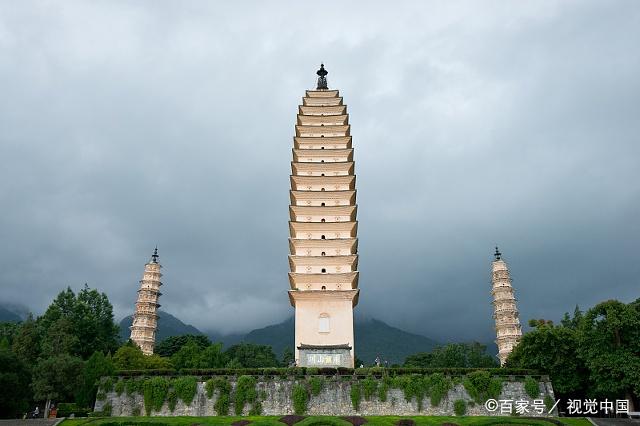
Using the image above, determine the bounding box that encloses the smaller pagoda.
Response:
[129,247,163,355]
[490,247,522,365]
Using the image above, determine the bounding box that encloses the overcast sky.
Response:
[1,1,638,344]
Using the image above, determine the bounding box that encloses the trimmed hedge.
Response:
[113,367,539,377]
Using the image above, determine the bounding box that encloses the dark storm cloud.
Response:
[0,1,638,342]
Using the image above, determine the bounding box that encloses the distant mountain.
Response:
[0,303,29,323]
[225,316,439,365]
[118,310,439,365]
[118,311,203,342]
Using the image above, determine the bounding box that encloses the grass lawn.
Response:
[60,415,592,426]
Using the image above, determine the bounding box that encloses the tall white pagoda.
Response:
[129,247,163,355]
[491,247,522,365]
[288,65,359,368]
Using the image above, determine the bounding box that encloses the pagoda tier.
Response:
[288,72,359,368]
[490,248,522,366]
[130,249,163,356]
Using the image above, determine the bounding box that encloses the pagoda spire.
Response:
[490,247,522,365]
[316,64,328,90]
[129,248,163,355]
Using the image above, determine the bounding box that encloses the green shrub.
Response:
[463,370,502,404]
[454,399,466,416]
[101,377,114,393]
[524,377,540,399]
[425,373,452,406]
[308,376,324,396]
[544,395,555,411]
[96,391,106,401]
[362,376,378,401]
[394,374,427,410]
[249,400,262,415]
[205,377,231,415]
[102,402,112,417]
[378,377,391,402]
[292,383,309,415]
[173,376,198,405]
[132,407,141,417]
[166,388,178,412]
[125,378,142,396]
[350,382,362,411]
[143,377,169,415]
[114,380,125,396]
[234,375,257,415]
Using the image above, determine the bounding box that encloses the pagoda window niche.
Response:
[318,313,330,333]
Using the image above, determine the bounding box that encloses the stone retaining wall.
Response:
[95,377,556,417]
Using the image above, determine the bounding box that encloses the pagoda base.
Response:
[297,344,352,368]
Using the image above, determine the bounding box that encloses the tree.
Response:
[31,354,83,403]
[155,334,211,357]
[76,351,115,408]
[281,347,295,367]
[11,315,41,368]
[38,286,119,359]
[171,341,203,370]
[506,318,588,395]
[112,343,147,370]
[223,343,279,368]
[578,300,640,411]
[0,347,31,418]
[199,343,227,368]
[112,342,171,370]
[404,343,498,368]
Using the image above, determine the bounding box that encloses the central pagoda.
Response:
[288,65,359,368]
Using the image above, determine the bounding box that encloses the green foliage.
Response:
[378,377,391,402]
[166,388,178,412]
[463,370,502,404]
[199,343,226,368]
[424,372,452,406]
[224,343,280,368]
[361,376,378,400]
[234,375,257,415]
[281,347,295,367]
[113,343,172,370]
[155,335,211,358]
[393,374,428,409]
[292,383,309,415]
[77,351,116,408]
[96,391,106,401]
[524,376,540,399]
[578,300,640,401]
[102,402,112,417]
[131,406,141,416]
[115,379,125,396]
[101,376,115,393]
[506,317,587,395]
[404,342,498,368]
[0,346,31,418]
[205,377,231,415]
[544,395,555,411]
[125,378,144,396]
[308,376,324,396]
[173,376,198,405]
[249,400,262,415]
[31,353,84,402]
[39,285,119,359]
[171,341,203,370]
[454,399,467,416]
[350,382,362,411]
[143,377,169,415]
[11,315,41,367]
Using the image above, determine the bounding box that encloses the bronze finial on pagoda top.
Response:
[494,246,502,261]
[151,246,159,263]
[316,63,328,90]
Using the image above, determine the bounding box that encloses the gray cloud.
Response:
[0,1,638,344]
